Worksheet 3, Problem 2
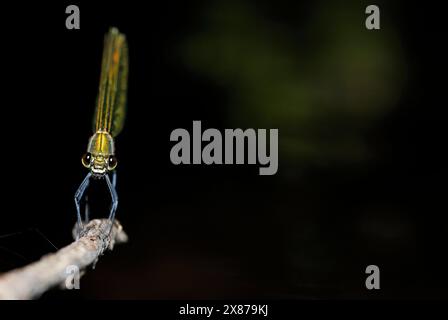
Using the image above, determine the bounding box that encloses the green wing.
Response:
[93,27,128,137]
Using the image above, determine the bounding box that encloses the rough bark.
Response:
[0,219,127,299]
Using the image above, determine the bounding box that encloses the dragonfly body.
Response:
[74,27,128,236]
[84,131,116,176]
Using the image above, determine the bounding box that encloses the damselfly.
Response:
[74,27,128,235]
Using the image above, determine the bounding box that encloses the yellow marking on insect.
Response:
[83,27,128,176]
[94,27,128,137]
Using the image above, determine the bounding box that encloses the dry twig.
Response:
[0,219,127,299]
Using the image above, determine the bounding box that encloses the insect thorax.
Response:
[87,131,115,156]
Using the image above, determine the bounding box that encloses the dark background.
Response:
[0,0,446,299]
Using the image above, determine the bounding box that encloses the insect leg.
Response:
[74,172,91,238]
[105,174,118,235]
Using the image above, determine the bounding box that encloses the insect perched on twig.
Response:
[74,27,128,237]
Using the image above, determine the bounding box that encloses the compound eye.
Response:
[81,153,92,168]
[108,155,118,170]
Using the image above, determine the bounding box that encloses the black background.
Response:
[0,0,446,299]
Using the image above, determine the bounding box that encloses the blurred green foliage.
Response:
[181,1,405,172]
